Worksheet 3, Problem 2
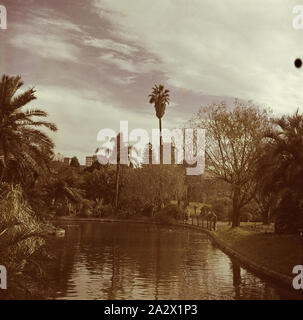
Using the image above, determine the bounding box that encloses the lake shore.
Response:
[207,226,300,287]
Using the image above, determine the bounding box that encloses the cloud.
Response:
[110,76,136,85]
[99,53,158,74]
[92,0,303,114]
[11,31,80,62]
[9,9,82,62]
[30,11,83,33]
[84,36,138,56]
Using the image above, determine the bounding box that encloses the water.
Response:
[48,221,300,300]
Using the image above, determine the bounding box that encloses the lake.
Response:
[48,221,300,300]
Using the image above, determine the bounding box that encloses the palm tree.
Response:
[45,180,84,215]
[0,75,57,184]
[260,111,303,196]
[256,110,303,233]
[148,84,170,164]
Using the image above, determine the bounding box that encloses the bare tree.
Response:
[190,99,270,227]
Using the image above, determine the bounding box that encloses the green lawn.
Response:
[215,226,302,277]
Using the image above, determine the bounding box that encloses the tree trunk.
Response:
[231,186,241,227]
[231,207,241,227]
[159,118,162,165]
[158,117,163,209]
[262,210,270,225]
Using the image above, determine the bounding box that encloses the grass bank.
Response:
[213,226,302,279]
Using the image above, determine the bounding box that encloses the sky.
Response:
[1,0,303,164]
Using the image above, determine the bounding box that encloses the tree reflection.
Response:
[231,260,241,300]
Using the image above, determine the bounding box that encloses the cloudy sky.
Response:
[1,0,303,163]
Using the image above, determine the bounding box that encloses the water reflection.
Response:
[232,263,241,300]
[48,222,301,300]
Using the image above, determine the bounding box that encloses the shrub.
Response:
[116,208,130,220]
[55,204,70,216]
[154,211,175,225]
[160,204,181,220]
[153,204,180,225]
[0,184,48,298]
[209,198,231,221]
[141,203,154,217]
[241,212,253,222]
[92,198,104,217]
[274,191,303,234]
[102,203,114,217]
[91,199,115,218]
[78,199,93,217]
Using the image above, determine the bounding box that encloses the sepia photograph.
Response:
[1,0,303,305]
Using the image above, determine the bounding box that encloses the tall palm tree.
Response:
[148,84,170,164]
[0,75,57,184]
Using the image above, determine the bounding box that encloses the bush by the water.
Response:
[102,203,114,217]
[116,208,131,219]
[91,199,114,218]
[77,199,93,217]
[154,204,181,225]
[141,203,154,217]
[161,204,181,219]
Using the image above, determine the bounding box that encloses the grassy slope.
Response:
[215,227,302,277]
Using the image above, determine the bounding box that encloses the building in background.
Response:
[63,157,70,165]
[85,155,97,167]
[53,152,64,162]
